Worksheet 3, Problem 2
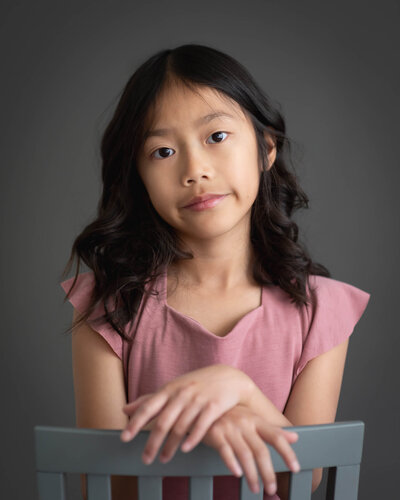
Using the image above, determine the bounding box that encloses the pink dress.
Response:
[60,269,371,500]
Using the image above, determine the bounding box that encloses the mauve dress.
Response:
[60,268,371,500]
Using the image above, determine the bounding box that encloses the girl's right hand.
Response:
[197,404,300,496]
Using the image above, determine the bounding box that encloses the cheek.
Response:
[144,177,174,216]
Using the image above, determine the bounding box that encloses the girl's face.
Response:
[136,82,276,244]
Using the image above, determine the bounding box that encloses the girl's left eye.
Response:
[206,131,228,144]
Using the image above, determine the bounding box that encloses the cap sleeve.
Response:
[293,275,371,383]
[60,271,123,360]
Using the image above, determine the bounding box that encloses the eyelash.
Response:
[149,131,230,160]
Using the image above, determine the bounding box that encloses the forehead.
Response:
[143,83,249,137]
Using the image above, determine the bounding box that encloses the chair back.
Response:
[34,420,364,499]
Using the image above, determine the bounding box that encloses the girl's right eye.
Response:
[150,147,174,160]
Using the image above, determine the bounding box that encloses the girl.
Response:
[60,44,371,500]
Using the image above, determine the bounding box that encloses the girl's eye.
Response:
[150,131,229,160]
[151,147,174,160]
[206,131,229,144]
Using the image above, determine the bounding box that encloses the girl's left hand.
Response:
[120,364,254,465]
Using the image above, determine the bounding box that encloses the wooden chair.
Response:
[33,420,364,499]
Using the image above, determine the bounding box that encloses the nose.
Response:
[180,148,214,186]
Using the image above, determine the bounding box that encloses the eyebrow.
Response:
[143,111,237,140]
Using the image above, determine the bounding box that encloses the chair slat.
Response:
[34,421,365,500]
[327,464,360,500]
[189,476,213,500]
[37,472,67,500]
[138,475,162,499]
[288,470,313,500]
[87,473,111,500]
[240,476,263,500]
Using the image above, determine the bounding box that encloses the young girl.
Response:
[60,44,371,500]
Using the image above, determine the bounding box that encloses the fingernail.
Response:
[181,441,192,452]
[234,465,243,477]
[267,482,277,495]
[291,460,301,473]
[252,483,259,494]
[142,454,152,464]
[121,430,131,441]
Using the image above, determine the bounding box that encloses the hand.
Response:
[200,404,300,496]
[120,364,254,464]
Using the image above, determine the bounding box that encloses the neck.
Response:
[169,223,256,292]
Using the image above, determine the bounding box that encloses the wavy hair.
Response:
[60,43,330,341]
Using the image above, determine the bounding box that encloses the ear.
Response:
[264,131,277,170]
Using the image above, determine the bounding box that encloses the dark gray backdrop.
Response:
[1,1,398,498]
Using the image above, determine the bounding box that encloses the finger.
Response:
[243,429,277,496]
[141,399,190,463]
[214,441,244,478]
[121,393,169,442]
[159,403,205,461]
[180,400,224,452]
[229,432,261,494]
[123,394,152,414]
[269,429,301,473]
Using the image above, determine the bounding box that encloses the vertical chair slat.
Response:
[87,473,111,500]
[240,476,263,500]
[189,476,213,500]
[37,472,67,500]
[288,470,313,500]
[328,464,360,500]
[138,475,162,499]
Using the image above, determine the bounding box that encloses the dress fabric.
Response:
[60,269,371,500]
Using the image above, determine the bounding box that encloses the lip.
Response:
[182,194,228,211]
[183,193,226,207]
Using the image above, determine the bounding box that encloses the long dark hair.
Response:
[60,43,330,341]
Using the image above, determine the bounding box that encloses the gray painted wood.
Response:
[288,469,313,499]
[87,474,111,500]
[34,420,364,499]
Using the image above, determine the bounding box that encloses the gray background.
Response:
[1,0,398,498]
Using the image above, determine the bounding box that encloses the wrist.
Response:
[242,382,294,428]
[239,373,257,407]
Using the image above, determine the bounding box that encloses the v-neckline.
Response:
[160,267,265,340]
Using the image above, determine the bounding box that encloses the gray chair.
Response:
[34,420,364,500]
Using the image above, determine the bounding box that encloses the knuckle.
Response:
[179,383,196,397]
[254,444,271,461]
[193,393,206,406]
[272,432,286,446]
[170,425,186,438]
[217,441,231,454]
[236,415,249,427]
[209,426,222,440]
[154,420,168,433]
[237,448,253,461]
[205,399,219,413]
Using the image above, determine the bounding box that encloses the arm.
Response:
[71,308,139,500]
[244,338,350,499]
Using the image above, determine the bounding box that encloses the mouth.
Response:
[183,194,228,211]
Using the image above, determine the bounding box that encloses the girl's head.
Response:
[62,44,330,340]
[136,78,276,245]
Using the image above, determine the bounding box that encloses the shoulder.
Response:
[61,271,124,360]
[60,271,96,313]
[305,274,371,324]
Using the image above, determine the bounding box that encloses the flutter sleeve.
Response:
[293,275,371,384]
[60,271,123,360]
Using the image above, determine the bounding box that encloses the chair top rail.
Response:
[34,421,364,477]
